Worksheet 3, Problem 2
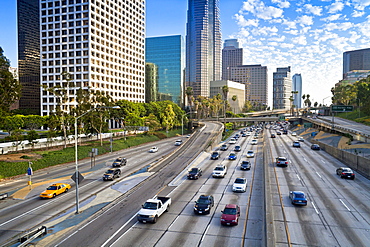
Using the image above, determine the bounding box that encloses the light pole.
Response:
[74,105,120,214]
[182,111,197,136]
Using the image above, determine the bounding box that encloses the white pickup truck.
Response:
[137,196,171,223]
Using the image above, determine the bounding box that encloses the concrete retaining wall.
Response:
[312,140,370,179]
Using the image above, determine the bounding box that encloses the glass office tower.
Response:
[186,0,222,98]
[146,35,184,105]
[17,0,40,114]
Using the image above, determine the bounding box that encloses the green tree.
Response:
[160,104,176,132]
[185,86,194,111]
[24,115,46,130]
[26,130,39,149]
[0,47,22,114]
[0,115,24,135]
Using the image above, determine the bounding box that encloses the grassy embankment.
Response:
[336,109,370,126]
[0,129,183,180]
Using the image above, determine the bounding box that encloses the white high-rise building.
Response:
[273,66,292,110]
[39,0,145,115]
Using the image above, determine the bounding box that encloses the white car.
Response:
[232,178,247,192]
[175,140,183,146]
[246,150,255,158]
[212,165,227,178]
[229,138,237,144]
[149,146,158,153]
[291,132,297,136]
[251,139,258,145]
[246,132,251,136]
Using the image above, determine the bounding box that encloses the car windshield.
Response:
[189,168,198,173]
[242,161,249,164]
[106,170,114,174]
[212,152,218,155]
[295,194,305,198]
[143,202,158,209]
[47,186,58,190]
[230,153,235,156]
[197,199,210,204]
[278,158,287,161]
[214,167,224,171]
[223,208,237,215]
[235,179,245,184]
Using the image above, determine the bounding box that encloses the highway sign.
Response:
[331,105,354,112]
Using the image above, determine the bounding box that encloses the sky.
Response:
[1,0,370,107]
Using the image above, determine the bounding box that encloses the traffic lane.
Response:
[112,133,254,246]
[51,123,220,247]
[267,132,335,245]
[0,137,187,245]
[0,136,180,201]
[274,135,369,246]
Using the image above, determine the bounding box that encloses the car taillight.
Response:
[285,162,288,164]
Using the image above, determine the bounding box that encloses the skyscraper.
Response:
[146,35,185,105]
[222,39,243,80]
[18,0,146,116]
[185,0,222,98]
[292,74,302,108]
[17,0,40,114]
[229,64,268,108]
[273,66,292,110]
[343,48,370,78]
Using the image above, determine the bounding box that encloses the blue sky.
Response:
[1,0,370,106]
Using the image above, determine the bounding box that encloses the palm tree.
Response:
[185,86,193,111]
[222,85,229,124]
[232,95,237,114]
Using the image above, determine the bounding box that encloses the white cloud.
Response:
[234,14,259,27]
[292,35,307,45]
[352,0,370,10]
[297,15,314,26]
[304,4,323,16]
[327,1,345,13]
[321,14,342,22]
[282,19,297,29]
[252,26,279,36]
[351,10,364,17]
[271,0,290,8]
[241,0,284,20]
[323,22,354,31]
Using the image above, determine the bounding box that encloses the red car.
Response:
[220,204,240,226]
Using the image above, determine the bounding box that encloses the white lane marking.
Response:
[316,172,322,179]
[101,213,139,247]
[311,202,319,214]
[200,224,211,244]
[296,175,301,181]
[304,157,307,162]
[339,199,351,211]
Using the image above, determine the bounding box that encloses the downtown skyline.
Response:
[1,0,370,107]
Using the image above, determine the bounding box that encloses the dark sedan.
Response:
[336,167,355,180]
[234,145,242,152]
[187,167,202,179]
[311,144,320,150]
[240,160,251,170]
[210,151,220,160]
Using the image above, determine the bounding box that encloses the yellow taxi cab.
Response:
[40,183,71,199]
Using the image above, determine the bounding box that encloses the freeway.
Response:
[0,127,216,246]
[0,121,369,246]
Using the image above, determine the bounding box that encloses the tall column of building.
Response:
[18,0,146,116]
[343,48,370,79]
[17,0,40,114]
[273,66,292,110]
[222,39,242,80]
[185,0,221,98]
[292,73,302,108]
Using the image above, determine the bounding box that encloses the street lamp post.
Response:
[74,105,120,214]
[182,111,197,136]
